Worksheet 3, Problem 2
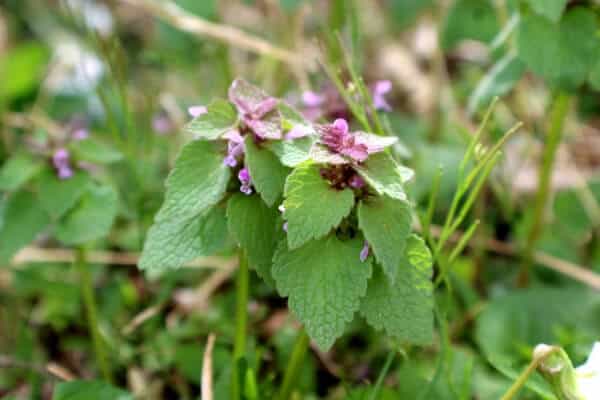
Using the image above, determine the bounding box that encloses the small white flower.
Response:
[576,342,600,399]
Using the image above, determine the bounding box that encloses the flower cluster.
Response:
[50,117,90,180]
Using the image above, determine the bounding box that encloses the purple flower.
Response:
[152,114,173,135]
[53,148,74,180]
[285,124,312,140]
[302,91,326,108]
[371,80,392,112]
[228,79,280,140]
[360,241,370,262]
[223,130,245,167]
[238,167,253,195]
[301,85,349,121]
[71,128,89,141]
[188,105,208,118]
[317,118,398,163]
[349,174,365,189]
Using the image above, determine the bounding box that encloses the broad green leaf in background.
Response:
[52,380,133,400]
[185,99,237,139]
[359,235,434,344]
[227,194,281,284]
[355,153,411,201]
[468,52,526,115]
[155,140,230,222]
[283,163,354,249]
[0,42,49,101]
[517,7,598,89]
[0,190,50,263]
[441,0,499,50]
[244,136,290,207]
[589,56,600,91]
[36,169,92,219]
[139,206,228,272]
[68,138,123,164]
[272,236,372,350]
[357,195,412,282]
[524,0,568,22]
[0,153,44,192]
[55,184,119,245]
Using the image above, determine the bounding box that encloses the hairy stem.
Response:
[76,248,111,383]
[519,93,571,286]
[276,328,310,400]
[231,250,249,400]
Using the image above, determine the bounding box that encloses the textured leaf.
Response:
[227,194,281,284]
[525,0,568,22]
[441,0,499,50]
[266,137,313,167]
[283,163,354,249]
[244,136,290,206]
[185,99,237,140]
[55,184,118,245]
[272,236,372,349]
[358,196,412,282]
[0,190,50,262]
[468,52,526,114]
[68,138,123,164]
[53,380,133,400]
[360,235,434,344]
[140,206,228,272]
[355,153,410,201]
[0,153,44,192]
[517,7,598,89]
[309,144,348,165]
[155,140,230,222]
[36,169,92,219]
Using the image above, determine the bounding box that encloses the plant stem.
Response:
[500,347,559,400]
[276,328,310,400]
[231,250,249,400]
[369,351,396,400]
[76,248,111,383]
[518,92,571,286]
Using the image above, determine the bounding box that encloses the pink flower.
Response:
[71,128,89,141]
[371,80,392,112]
[301,85,349,121]
[188,105,208,118]
[238,167,253,195]
[348,174,365,189]
[52,148,74,180]
[228,79,280,140]
[152,114,173,135]
[223,130,245,167]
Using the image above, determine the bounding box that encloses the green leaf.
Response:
[155,140,230,222]
[272,236,372,350]
[185,99,237,139]
[524,0,568,22]
[55,184,118,245]
[355,153,411,201]
[283,163,354,249]
[227,194,281,284]
[357,196,412,282]
[0,42,49,101]
[69,138,123,164]
[517,7,598,89]
[441,0,499,50]
[53,380,133,400]
[360,235,434,345]
[244,136,290,207]
[0,153,44,192]
[0,190,50,262]
[266,137,313,167]
[36,169,92,219]
[467,52,526,114]
[589,55,600,91]
[139,205,228,272]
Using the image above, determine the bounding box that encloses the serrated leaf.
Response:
[441,0,499,50]
[68,138,123,164]
[360,235,434,344]
[283,163,354,249]
[52,380,133,400]
[266,137,313,167]
[525,0,568,22]
[227,194,280,284]
[358,196,412,282]
[36,169,92,219]
[140,205,228,272]
[517,7,598,89]
[244,136,290,206]
[272,236,372,350]
[55,184,118,245]
[355,153,410,201]
[155,140,230,222]
[468,52,526,115]
[0,153,44,191]
[185,99,237,139]
[0,190,50,262]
